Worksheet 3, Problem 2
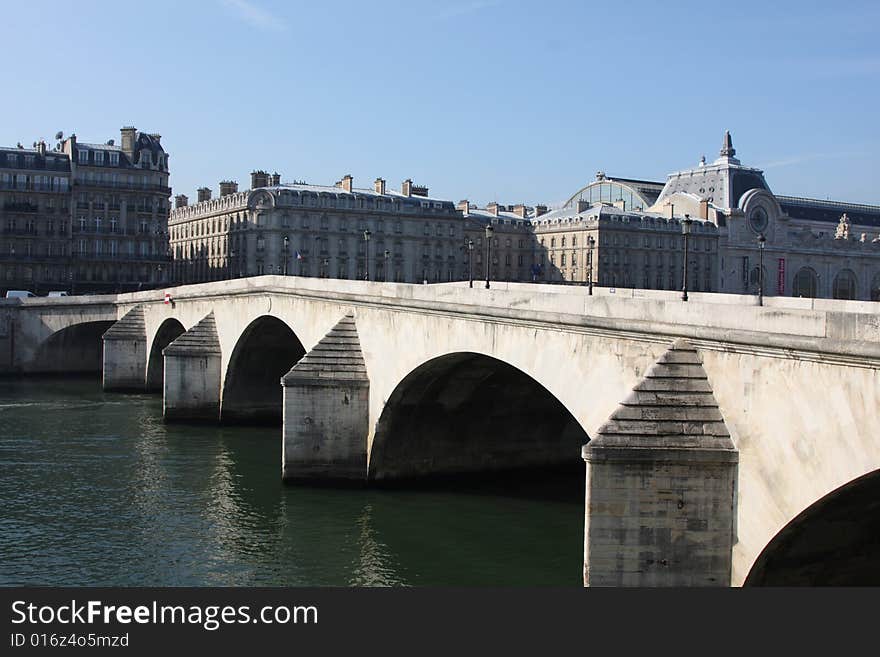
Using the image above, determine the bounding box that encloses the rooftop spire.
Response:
[720,130,736,158]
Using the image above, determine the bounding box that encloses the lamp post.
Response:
[229,248,235,279]
[758,232,766,306]
[157,264,163,288]
[283,235,289,275]
[484,225,494,289]
[467,239,474,288]
[681,214,693,302]
[363,230,371,280]
[383,249,390,282]
[587,234,595,295]
[322,258,329,279]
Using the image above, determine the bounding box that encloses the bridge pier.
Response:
[163,312,221,422]
[102,306,147,392]
[582,339,738,587]
[281,314,369,483]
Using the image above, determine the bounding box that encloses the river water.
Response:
[0,378,584,586]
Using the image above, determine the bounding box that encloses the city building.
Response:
[167,132,880,301]
[459,202,539,285]
[487,132,879,300]
[169,173,463,284]
[0,127,171,294]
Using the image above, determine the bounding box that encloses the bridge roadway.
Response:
[1,277,878,586]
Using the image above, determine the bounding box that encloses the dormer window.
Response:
[77,150,88,164]
[94,151,104,165]
[109,152,119,166]
[140,151,151,168]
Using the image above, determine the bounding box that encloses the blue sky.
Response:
[2,0,878,206]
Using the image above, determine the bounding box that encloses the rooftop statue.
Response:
[835,213,851,240]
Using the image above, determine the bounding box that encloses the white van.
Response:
[5,290,36,299]
[47,291,69,297]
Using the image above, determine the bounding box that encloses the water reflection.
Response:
[0,378,583,586]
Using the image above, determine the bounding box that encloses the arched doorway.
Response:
[832,269,857,300]
[146,318,186,392]
[745,469,880,585]
[221,316,305,424]
[369,352,589,481]
[792,267,818,298]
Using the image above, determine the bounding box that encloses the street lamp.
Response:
[384,249,390,282]
[681,214,693,302]
[322,258,329,279]
[283,235,289,275]
[587,235,595,295]
[758,232,766,306]
[229,248,236,279]
[363,230,371,281]
[467,239,474,288]
[484,224,494,289]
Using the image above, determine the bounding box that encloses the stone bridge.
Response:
[2,277,879,587]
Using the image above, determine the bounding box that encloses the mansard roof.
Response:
[777,196,880,229]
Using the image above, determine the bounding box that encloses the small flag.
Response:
[295,250,303,261]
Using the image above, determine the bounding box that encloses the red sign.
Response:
[164,291,171,305]
[777,258,785,295]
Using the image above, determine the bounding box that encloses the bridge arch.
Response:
[221,315,305,424]
[369,352,589,481]
[146,318,186,391]
[744,469,880,585]
[33,321,116,374]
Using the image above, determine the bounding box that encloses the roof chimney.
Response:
[534,204,548,217]
[338,174,353,193]
[269,172,281,186]
[374,178,386,195]
[174,194,189,208]
[402,178,413,197]
[250,170,269,189]
[219,180,239,197]
[487,202,500,217]
[197,187,212,203]
[457,200,470,215]
[513,204,527,218]
[576,199,590,213]
[120,126,137,158]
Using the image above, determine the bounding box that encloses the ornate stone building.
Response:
[169,173,463,285]
[0,126,171,294]
[485,132,879,300]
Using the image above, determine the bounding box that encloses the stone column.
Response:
[102,306,146,392]
[582,339,738,587]
[281,313,369,483]
[163,311,221,422]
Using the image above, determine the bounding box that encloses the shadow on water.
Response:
[0,378,584,587]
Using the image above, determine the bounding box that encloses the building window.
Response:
[792,267,818,298]
[77,150,88,164]
[109,152,119,166]
[833,269,857,300]
[94,151,104,165]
